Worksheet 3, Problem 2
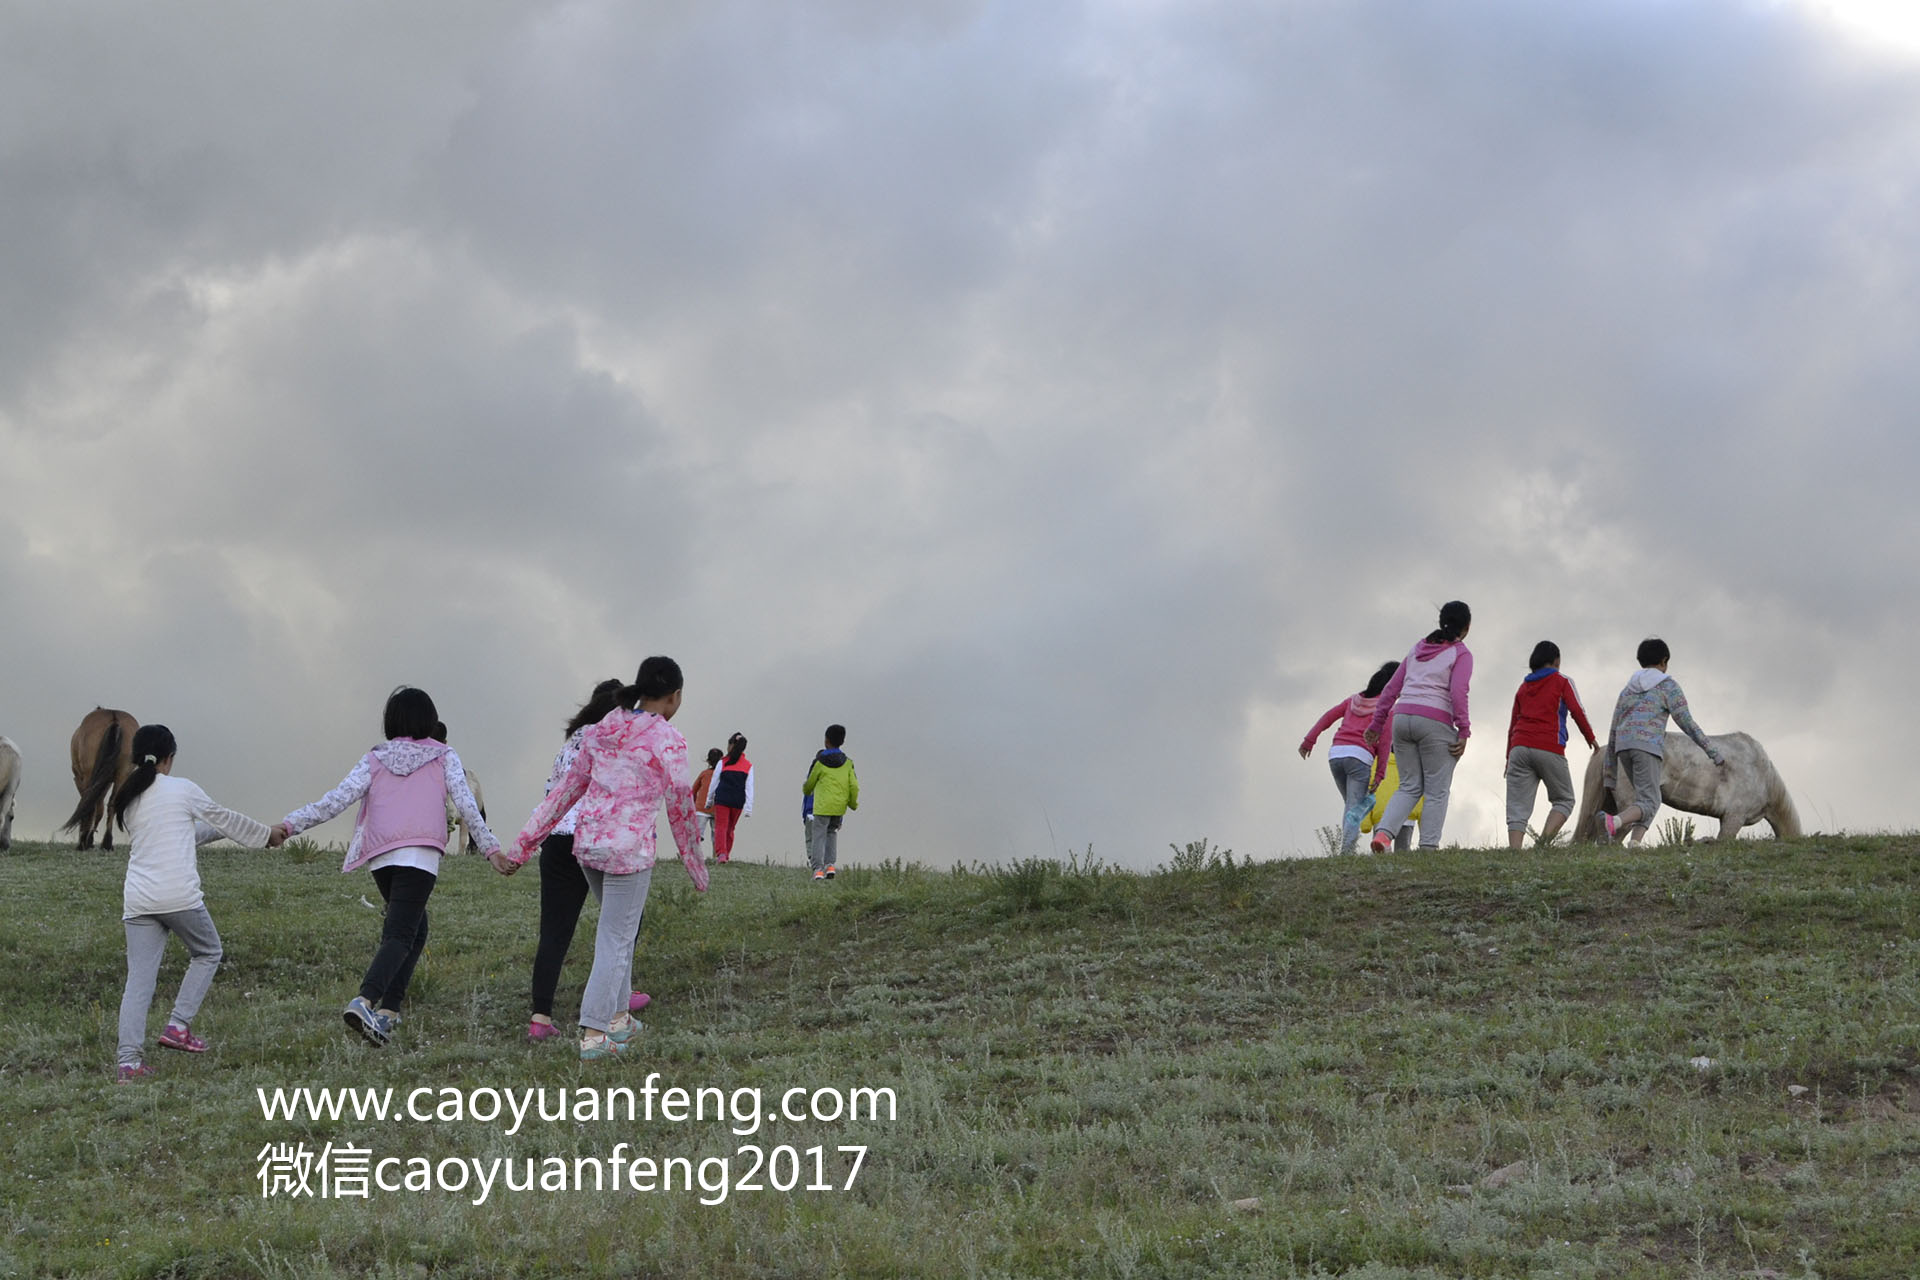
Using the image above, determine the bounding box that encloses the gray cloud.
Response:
[2,0,1916,865]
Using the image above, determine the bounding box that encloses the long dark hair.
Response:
[615,656,683,711]
[1361,661,1399,699]
[723,732,747,766]
[1426,601,1471,644]
[1529,641,1560,672]
[111,724,178,832]
[567,678,627,737]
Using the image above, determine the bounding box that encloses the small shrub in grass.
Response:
[1662,816,1697,846]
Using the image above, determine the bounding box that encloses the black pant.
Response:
[361,866,435,1008]
[531,834,644,1017]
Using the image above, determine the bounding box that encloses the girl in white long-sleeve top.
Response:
[89,723,283,1081]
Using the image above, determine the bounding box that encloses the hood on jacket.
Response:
[814,749,849,769]
[372,738,449,776]
[1623,668,1672,695]
[1410,638,1462,663]
[1523,667,1559,684]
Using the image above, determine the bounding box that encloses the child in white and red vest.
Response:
[277,685,502,1047]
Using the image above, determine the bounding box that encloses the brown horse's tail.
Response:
[61,717,125,833]
[1766,756,1803,838]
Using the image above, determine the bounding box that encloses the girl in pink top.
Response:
[277,686,501,1047]
[1364,601,1474,852]
[1299,660,1398,853]
[506,656,707,1061]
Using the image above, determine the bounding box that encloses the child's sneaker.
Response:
[343,996,392,1046]
[608,1015,642,1048]
[527,1019,565,1042]
[628,991,651,1013]
[824,866,836,879]
[117,1062,156,1083]
[812,869,826,881]
[1595,813,1618,843]
[157,1022,206,1053]
[1369,830,1392,855]
[579,1031,630,1061]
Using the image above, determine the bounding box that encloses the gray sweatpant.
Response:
[577,864,653,1033]
[119,907,223,1066]
[808,814,842,871]
[1379,715,1459,849]
[1505,746,1575,830]
[1328,758,1372,853]
[1614,748,1664,830]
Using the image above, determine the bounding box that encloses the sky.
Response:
[2,0,1916,868]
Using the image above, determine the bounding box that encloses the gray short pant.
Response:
[1505,746,1575,829]
[1614,748,1663,826]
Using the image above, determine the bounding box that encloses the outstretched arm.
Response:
[1300,701,1347,757]
[1665,685,1725,765]
[659,739,708,892]
[511,747,592,865]
[188,783,274,848]
[283,756,373,835]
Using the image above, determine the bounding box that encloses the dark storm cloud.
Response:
[2,0,1916,861]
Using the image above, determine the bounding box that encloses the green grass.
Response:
[2,834,1917,1278]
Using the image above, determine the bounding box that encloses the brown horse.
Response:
[64,708,138,851]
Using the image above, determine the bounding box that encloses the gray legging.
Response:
[1379,716,1460,849]
[119,907,224,1066]
[576,863,654,1034]
[1328,758,1372,853]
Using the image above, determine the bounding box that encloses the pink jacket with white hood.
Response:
[1368,638,1474,741]
[283,739,498,873]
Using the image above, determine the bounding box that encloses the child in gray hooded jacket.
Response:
[1599,637,1726,845]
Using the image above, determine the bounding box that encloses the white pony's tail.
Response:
[1766,756,1802,838]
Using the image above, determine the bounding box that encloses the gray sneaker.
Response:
[343,996,392,1046]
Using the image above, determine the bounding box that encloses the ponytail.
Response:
[1426,600,1472,644]
[724,732,746,766]
[111,724,178,832]
[617,656,684,711]
[566,678,627,737]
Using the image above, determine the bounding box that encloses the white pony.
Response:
[1574,731,1801,842]
[445,769,487,856]
[0,737,19,850]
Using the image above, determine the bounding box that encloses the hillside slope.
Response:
[1,836,1915,1278]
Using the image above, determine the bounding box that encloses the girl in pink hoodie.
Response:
[278,686,501,1046]
[506,656,708,1061]
[1299,660,1399,853]
[1365,601,1474,851]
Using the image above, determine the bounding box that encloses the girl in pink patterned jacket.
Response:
[507,656,707,1061]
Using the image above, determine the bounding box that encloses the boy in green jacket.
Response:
[802,724,859,881]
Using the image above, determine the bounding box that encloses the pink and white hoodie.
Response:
[283,739,498,874]
[1368,639,1473,741]
[510,707,707,888]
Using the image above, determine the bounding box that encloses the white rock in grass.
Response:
[1228,1197,1263,1214]
[1689,1056,1717,1071]
[1480,1160,1531,1189]
[1787,1084,1810,1098]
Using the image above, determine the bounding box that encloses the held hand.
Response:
[488,851,519,875]
[266,824,288,849]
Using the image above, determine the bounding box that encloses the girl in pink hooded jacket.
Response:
[278,685,500,1046]
[1365,601,1474,852]
[507,656,707,1061]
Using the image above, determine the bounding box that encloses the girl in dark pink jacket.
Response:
[1299,661,1399,853]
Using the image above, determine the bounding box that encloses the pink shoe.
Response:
[157,1022,207,1053]
[1369,831,1392,854]
[527,1019,565,1042]
[628,992,651,1013]
[118,1062,156,1082]
[1597,813,1618,843]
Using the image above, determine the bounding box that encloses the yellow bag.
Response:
[1359,752,1424,832]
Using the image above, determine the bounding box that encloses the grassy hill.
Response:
[1,834,1916,1279]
